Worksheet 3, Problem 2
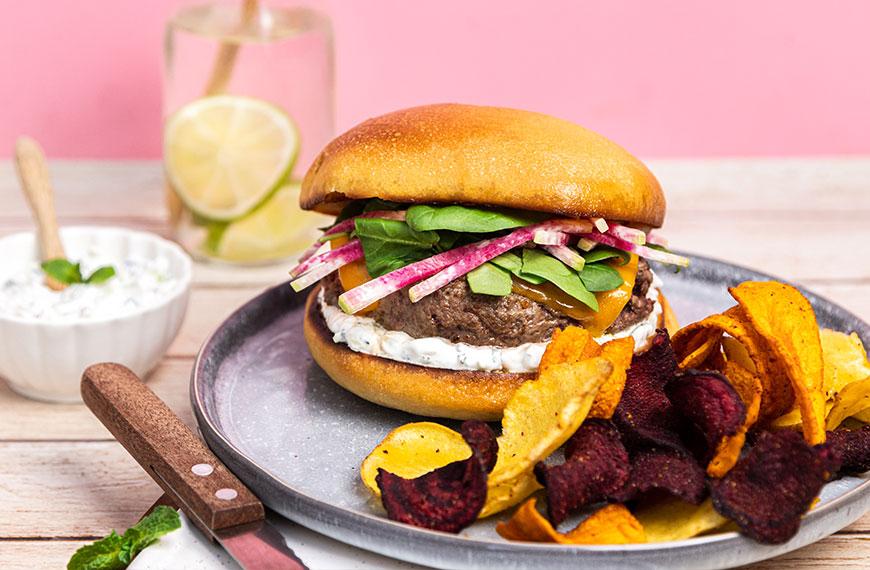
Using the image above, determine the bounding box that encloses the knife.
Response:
[81,362,308,570]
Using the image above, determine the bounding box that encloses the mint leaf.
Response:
[490,251,546,284]
[467,262,512,296]
[406,204,541,233]
[67,507,180,570]
[354,218,439,277]
[41,258,117,286]
[67,531,126,570]
[521,248,598,310]
[85,266,117,285]
[41,258,83,285]
[582,246,631,265]
[579,263,624,292]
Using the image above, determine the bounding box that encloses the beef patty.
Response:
[321,259,656,347]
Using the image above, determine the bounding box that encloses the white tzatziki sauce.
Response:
[0,250,178,322]
[319,272,663,373]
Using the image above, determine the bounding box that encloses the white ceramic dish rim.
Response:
[0,226,193,327]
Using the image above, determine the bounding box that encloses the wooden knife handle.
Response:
[81,363,264,532]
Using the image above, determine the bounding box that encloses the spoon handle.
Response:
[14,137,66,290]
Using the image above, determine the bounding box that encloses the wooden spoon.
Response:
[14,136,67,291]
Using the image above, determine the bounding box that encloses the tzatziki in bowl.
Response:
[0,226,192,402]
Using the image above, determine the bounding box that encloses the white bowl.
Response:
[0,226,192,403]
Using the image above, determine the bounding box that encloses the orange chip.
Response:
[660,293,680,336]
[676,329,723,370]
[496,499,646,544]
[539,327,594,371]
[707,360,763,477]
[588,337,635,419]
[729,282,826,445]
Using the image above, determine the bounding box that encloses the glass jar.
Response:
[163,1,334,264]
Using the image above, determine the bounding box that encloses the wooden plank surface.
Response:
[1,159,869,569]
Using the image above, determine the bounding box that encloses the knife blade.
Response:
[82,362,308,570]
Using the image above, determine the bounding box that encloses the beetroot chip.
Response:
[711,430,835,544]
[824,426,870,474]
[612,447,707,505]
[461,420,498,473]
[535,419,629,525]
[614,330,686,453]
[666,370,746,461]
[376,420,494,533]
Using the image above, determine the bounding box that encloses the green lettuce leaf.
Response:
[521,248,598,310]
[466,262,512,296]
[405,204,541,233]
[67,506,181,570]
[354,218,439,277]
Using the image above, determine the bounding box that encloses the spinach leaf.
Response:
[582,246,631,266]
[354,218,439,277]
[490,251,546,284]
[579,263,624,292]
[333,200,367,224]
[405,204,541,233]
[521,249,598,310]
[363,198,404,213]
[466,262,512,296]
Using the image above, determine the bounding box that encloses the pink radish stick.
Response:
[647,230,669,247]
[290,240,364,292]
[591,217,609,232]
[533,229,569,245]
[607,224,646,245]
[543,245,586,271]
[583,232,689,267]
[290,238,361,279]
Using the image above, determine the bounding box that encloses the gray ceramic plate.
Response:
[191,254,870,570]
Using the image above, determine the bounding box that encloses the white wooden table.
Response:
[1,159,869,568]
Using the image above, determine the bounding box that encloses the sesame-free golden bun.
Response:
[303,287,675,420]
[300,104,665,227]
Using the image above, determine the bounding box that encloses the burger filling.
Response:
[291,200,687,372]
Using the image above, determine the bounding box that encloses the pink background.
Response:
[2,1,868,159]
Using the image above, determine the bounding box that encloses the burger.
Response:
[292,104,686,420]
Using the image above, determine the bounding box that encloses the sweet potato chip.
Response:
[361,422,471,496]
[634,498,728,543]
[721,337,756,373]
[826,377,870,430]
[707,361,763,477]
[730,282,826,445]
[673,309,794,422]
[538,326,595,371]
[588,337,635,419]
[485,357,613,516]
[677,329,723,370]
[821,329,870,398]
[496,499,646,545]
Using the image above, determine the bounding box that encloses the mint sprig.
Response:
[67,506,181,570]
[41,258,116,286]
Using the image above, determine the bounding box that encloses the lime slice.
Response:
[215,182,332,262]
[164,95,298,221]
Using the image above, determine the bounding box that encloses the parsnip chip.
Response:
[588,337,635,419]
[707,361,763,477]
[496,499,645,544]
[826,377,870,430]
[722,337,756,373]
[821,329,870,398]
[360,422,471,496]
[485,357,613,516]
[634,498,728,543]
[730,282,826,445]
